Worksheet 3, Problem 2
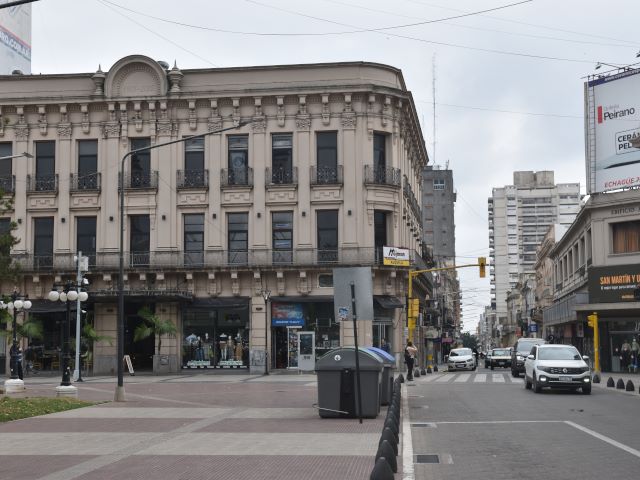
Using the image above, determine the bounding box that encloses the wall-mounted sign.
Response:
[588,265,640,303]
[383,246,410,266]
[271,302,305,327]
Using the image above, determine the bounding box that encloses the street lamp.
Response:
[49,282,89,397]
[0,152,33,161]
[260,288,271,375]
[3,290,31,393]
[115,120,249,402]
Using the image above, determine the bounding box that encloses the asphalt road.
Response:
[406,365,640,480]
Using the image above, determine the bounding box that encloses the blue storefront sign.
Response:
[529,324,538,333]
[271,302,305,327]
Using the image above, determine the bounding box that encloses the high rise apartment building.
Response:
[488,171,580,335]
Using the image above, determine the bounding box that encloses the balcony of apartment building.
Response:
[364,165,401,188]
[27,174,59,194]
[119,171,159,191]
[70,173,101,192]
[176,170,209,190]
[310,165,343,186]
[13,246,431,273]
[221,167,254,188]
[0,175,15,195]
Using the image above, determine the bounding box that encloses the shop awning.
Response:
[187,297,250,310]
[374,295,404,309]
[270,296,333,303]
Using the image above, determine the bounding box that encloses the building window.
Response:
[271,134,293,184]
[34,217,54,268]
[182,137,206,187]
[0,143,12,194]
[130,215,150,266]
[184,213,204,266]
[76,217,97,266]
[433,179,445,190]
[317,210,338,263]
[372,133,388,183]
[228,212,248,264]
[228,135,249,185]
[374,210,388,263]
[316,132,338,184]
[612,221,640,254]
[318,274,333,287]
[130,138,151,188]
[35,141,56,191]
[76,140,98,190]
[272,211,293,264]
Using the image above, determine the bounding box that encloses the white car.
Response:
[524,344,591,395]
[447,348,476,371]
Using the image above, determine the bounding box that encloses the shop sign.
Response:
[271,302,305,327]
[529,324,538,333]
[383,246,410,266]
[588,264,640,303]
[441,337,453,344]
[425,327,439,339]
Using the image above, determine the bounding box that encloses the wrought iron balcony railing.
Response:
[27,174,58,193]
[177,170,209,189]
[310,165,343,185]
[266,167,298,186]
[364,165,401,186]
[221,167,253,187]
[70,173,101,192]
[0,175,15,194]
[12,247,430,272]
[119,171,159,190]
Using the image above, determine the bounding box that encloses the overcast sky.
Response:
[25,0,640,332]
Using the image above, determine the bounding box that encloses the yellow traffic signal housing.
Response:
[478,257,486,278]
[587,313,598,328]
[407,298,419,318]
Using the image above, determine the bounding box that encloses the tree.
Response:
[460,332,478,350]
[134,306,177,354]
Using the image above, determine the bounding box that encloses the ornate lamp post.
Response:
[260,288,271,375]
[49,282,88,397]
[3,290,31,393]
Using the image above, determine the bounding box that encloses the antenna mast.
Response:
[432,53,436,165]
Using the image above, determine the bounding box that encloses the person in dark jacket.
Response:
[405,341,417,380]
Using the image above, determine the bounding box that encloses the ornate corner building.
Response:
[0,55,430,374]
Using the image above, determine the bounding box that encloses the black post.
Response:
[77,310,84,382]
[264,297,269,375]
[351,282,363,424]
[9,292,18,379]
[60,287,72,386]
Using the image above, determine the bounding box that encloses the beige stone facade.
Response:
[0,55,429,375]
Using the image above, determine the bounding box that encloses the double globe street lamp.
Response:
[3,291,31,393]
[49,282,89,397]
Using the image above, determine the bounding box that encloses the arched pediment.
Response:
[104,55,168,99]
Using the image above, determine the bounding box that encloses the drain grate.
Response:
[411,423,436,428]
[415,454,440,464]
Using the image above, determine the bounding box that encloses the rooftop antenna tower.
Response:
[432,53,436,166]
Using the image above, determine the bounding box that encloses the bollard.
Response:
[384,418,399,438]
[616,378,625,389]
[626,380,635,392]
[375,440,397,473]
[398,373,404,383]
[592,373,600,383]
[607,377,615,388]
[370,456,395,480]
[414,368,421,378]
[420,368,426,376]
[379,427,398,455]
[427,366,432,374]
[387,405,400,423]
[434,364,438,372]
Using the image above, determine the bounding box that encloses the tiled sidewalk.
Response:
[0,374,389,480]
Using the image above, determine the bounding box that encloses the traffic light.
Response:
[587,313,598,328]
[478,257,486,278]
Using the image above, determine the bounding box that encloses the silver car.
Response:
[524,344,591,394]
[447,348,476,372]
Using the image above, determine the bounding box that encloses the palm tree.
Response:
[134,306,177,354]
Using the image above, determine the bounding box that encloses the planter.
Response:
[153,354,178,375]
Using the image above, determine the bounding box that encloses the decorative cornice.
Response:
[57,123,72,139]
[295,115,311,131]
[14,124,29,140]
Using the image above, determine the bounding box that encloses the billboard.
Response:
[0,2,31,74]
[585,69,640,193]
[383,246,410,266]
[587,265,640,303]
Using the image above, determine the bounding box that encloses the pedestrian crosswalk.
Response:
[414,371,522,384]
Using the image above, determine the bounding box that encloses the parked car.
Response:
[524,344,591,394]
[484,351,492,368]
[511,338,546,377]
[447,348,476,371]
[489,348,512,370]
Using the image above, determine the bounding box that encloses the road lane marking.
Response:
[492,374,505,383]
[434,420,563,424]
[474,374,487,382]
[436,374,455,382]
[420,374,439,382]
[565,421,640,459]
[402,382,414,480]
[455,374,471,383]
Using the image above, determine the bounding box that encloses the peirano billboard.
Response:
[0,1,31,74]
[585,68,640,194]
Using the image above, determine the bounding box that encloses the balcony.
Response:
[12,247,432,272]
[70,173,101,192]
[221,167,253,188]
[310,166,343,185]
[177,170,209,189]
[27,174,58,193]
[0,175,15,194]
[120,171,159,190]
[266,167,298,186]
[364,165,401,187]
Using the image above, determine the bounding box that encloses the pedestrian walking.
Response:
[405,341,417,380]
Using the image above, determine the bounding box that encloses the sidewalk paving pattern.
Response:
[0,374,386,480]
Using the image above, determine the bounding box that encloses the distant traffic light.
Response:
[478,257,486,278]
[587,312,598,328]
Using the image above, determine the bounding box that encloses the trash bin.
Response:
[315,347,383,419]
[365,347,396,406]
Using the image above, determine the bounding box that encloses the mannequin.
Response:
[219,334,228,361]
[226,336,235,361]
[204,333,211,361]
[235,339,243,361]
